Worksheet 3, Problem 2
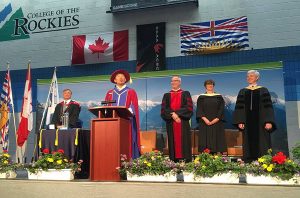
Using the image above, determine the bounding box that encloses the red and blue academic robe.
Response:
[161,89,193,162]
[105,86,141,159]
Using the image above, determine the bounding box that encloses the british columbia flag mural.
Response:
[180,16,249,55]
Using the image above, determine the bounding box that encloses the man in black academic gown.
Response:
[51,89,81,129]
[233,70,276,162]
[161,76,193,162]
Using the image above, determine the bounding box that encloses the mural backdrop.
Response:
[36,63,288,153]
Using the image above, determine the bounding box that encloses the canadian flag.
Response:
[17,64,33,147]
[71,30,129,65]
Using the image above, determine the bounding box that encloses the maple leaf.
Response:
[154,43,163,53]
[136,62,145,72]
[88,37,110,59]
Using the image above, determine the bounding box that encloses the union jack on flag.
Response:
[0,70,12,152]
[180,16,249,54]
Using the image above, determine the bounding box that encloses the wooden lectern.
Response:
[89,106,132,181]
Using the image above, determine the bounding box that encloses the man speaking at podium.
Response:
[105,70,140,159]
[51,89,81,129]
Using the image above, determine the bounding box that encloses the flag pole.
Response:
[18,60,31,163]
[23,60,32,163]
[7,62,18,158]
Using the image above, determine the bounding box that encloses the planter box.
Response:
[0,171,17,179]
[183,172,239,184]
[126,172,177,182]
[246,173,300,185]
[27,169,74,181]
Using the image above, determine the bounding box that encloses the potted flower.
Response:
[246,149,300,185]
[26,148,82,180]
[182,149,243,183]
[0,152,18,179]
[118,151,178,182]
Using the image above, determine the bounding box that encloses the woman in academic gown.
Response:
[233,70,276,162]
[196,79,227,153]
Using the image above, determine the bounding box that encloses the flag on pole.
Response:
[71,30,129,65]
[40,68,59,129]
[0,69,13,152]
[45,68,59,126]
[17,63,33,147]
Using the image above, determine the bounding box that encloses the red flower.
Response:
[203,148,211,154]
[272,152,287,164]
[57,149,64,154]
[43,148,50,154]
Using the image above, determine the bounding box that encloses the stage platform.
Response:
[1,178,300,198]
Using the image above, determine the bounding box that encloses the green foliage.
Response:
[119,151,179,176]
[183,151,245,178]
[292,143,300,162]
[26,149,81,174]
[0,152,20,173]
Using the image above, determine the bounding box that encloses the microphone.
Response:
[101,100,116,105]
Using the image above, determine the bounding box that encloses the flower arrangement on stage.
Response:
[0,152,19,173]
[26,149,82,174]
[246,149,300,180]
[118,151,179,177]
[183,148,245,178]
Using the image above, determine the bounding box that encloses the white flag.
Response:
[45,68,59,126]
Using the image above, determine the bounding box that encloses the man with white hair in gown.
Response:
[233,70,277,162]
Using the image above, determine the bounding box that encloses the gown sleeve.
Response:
[233,89,246,127]
[69,103,81,128]
[104,90,113,105]
[160,93,172,121]
[196,96,205,122]
[51,104,61,127]
[175,91,193,120]
[216,96,225,121]
[260,87,277,132]
[128,89,141,148]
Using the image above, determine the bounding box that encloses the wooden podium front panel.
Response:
[90,118,130,181]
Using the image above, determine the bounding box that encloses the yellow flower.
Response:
[214,155,219,159]
[147,163,151,167]
[143,160,148,164]
[3,153,10,158]
[47,158,54,162]
[269,164,274,168]
[287,160,292,163]
[64,159,68,162]
[3,160,9,164]
[262,164,268,169]
[151,156,155,160]
[258,157,265,163]
[267,166,273,172]
[56,160,62,165]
